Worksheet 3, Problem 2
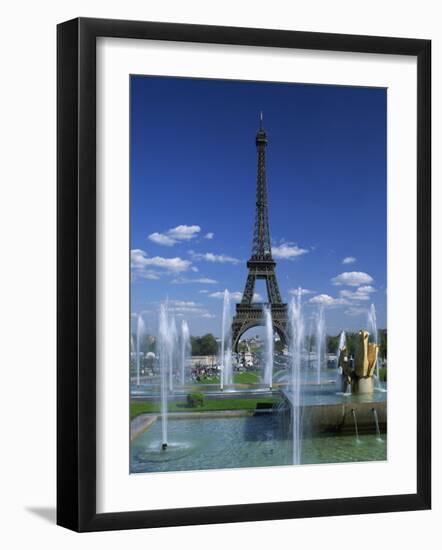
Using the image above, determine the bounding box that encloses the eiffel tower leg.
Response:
[242,273,256,304]
[231,322,241,353]
[266,273,282,304]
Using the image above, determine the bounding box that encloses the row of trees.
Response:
[326,330,387,359]
[133,330,388,359]
[132,332,219,356]
[190,334,218,356]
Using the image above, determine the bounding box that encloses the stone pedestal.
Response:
[352,377,374,394]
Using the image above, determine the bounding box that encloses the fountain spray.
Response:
[168,316,177,392]
[264,305,274,389]
[220,290,232,389]
[315,306,325,385]
[289,288,304,465]
[158,304,169,450]
[367,304,379,386]
[136,314,145,387]
[180,320,190,385]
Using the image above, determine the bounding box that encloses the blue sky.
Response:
[130,75,386,337]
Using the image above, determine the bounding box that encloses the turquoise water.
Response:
[130,415,386,474]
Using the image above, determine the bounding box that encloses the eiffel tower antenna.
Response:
[231,118,288,352]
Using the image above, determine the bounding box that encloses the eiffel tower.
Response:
[231,115,288,351]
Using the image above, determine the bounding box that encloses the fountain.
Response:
[351,409,360,442]
[168,316,177,392]
[340,330,379,394]
[336,331,351,394]
[132,296,387,471]
[220,289,232,389]
[158,304,172,450]
[130,334,135,378]
[180,320,190,385]
[372,408,382,441]
[338,347,352,395]
[336,331,346,369]
[289,289,304,465]
[136,314,145,387]
[315,306,326,385]
[263,305,274,389]
[306,319,313,370]
[367,304,380,387]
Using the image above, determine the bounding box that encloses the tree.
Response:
[187,392,204,408]
[190,336,201,356]
[199,333,218,355]
[379,329,387,359]
[327,335,339,354]
[191,333,218,356]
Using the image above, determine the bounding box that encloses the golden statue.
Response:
[338,330,379,394]
[355,330,379,378]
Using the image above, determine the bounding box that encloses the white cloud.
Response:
[168,225,201,240]
[141,256,191,272]
[204,232,214,240]
[272,242,308,259]
[171,277,218,285]
[289,288,314,296]
[147,232,176,246]
[148,224,201,246]
[308,294,349,307]
[342,256,357,264]
[190,251,240,264]
[331,271,374,287]
[306,283,376,310]
[339,285,376,301]
[131,249,192,279]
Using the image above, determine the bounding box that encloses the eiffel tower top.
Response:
[251,112,272,262]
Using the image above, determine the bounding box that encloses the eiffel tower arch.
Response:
[231,116,288,352]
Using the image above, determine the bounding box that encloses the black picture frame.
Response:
[57,17,431,532]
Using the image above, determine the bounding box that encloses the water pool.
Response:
[130,415,386,474]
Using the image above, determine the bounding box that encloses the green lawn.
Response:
[195,375,220,384]
[131,396,280,419]
[234,372,261,384]
[196,371,261,385]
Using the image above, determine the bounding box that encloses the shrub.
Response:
[379,367,387,382]
[187,392,204,408]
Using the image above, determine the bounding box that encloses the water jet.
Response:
[264,305,274,390]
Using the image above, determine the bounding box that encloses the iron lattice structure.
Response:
[231,119,288,351]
